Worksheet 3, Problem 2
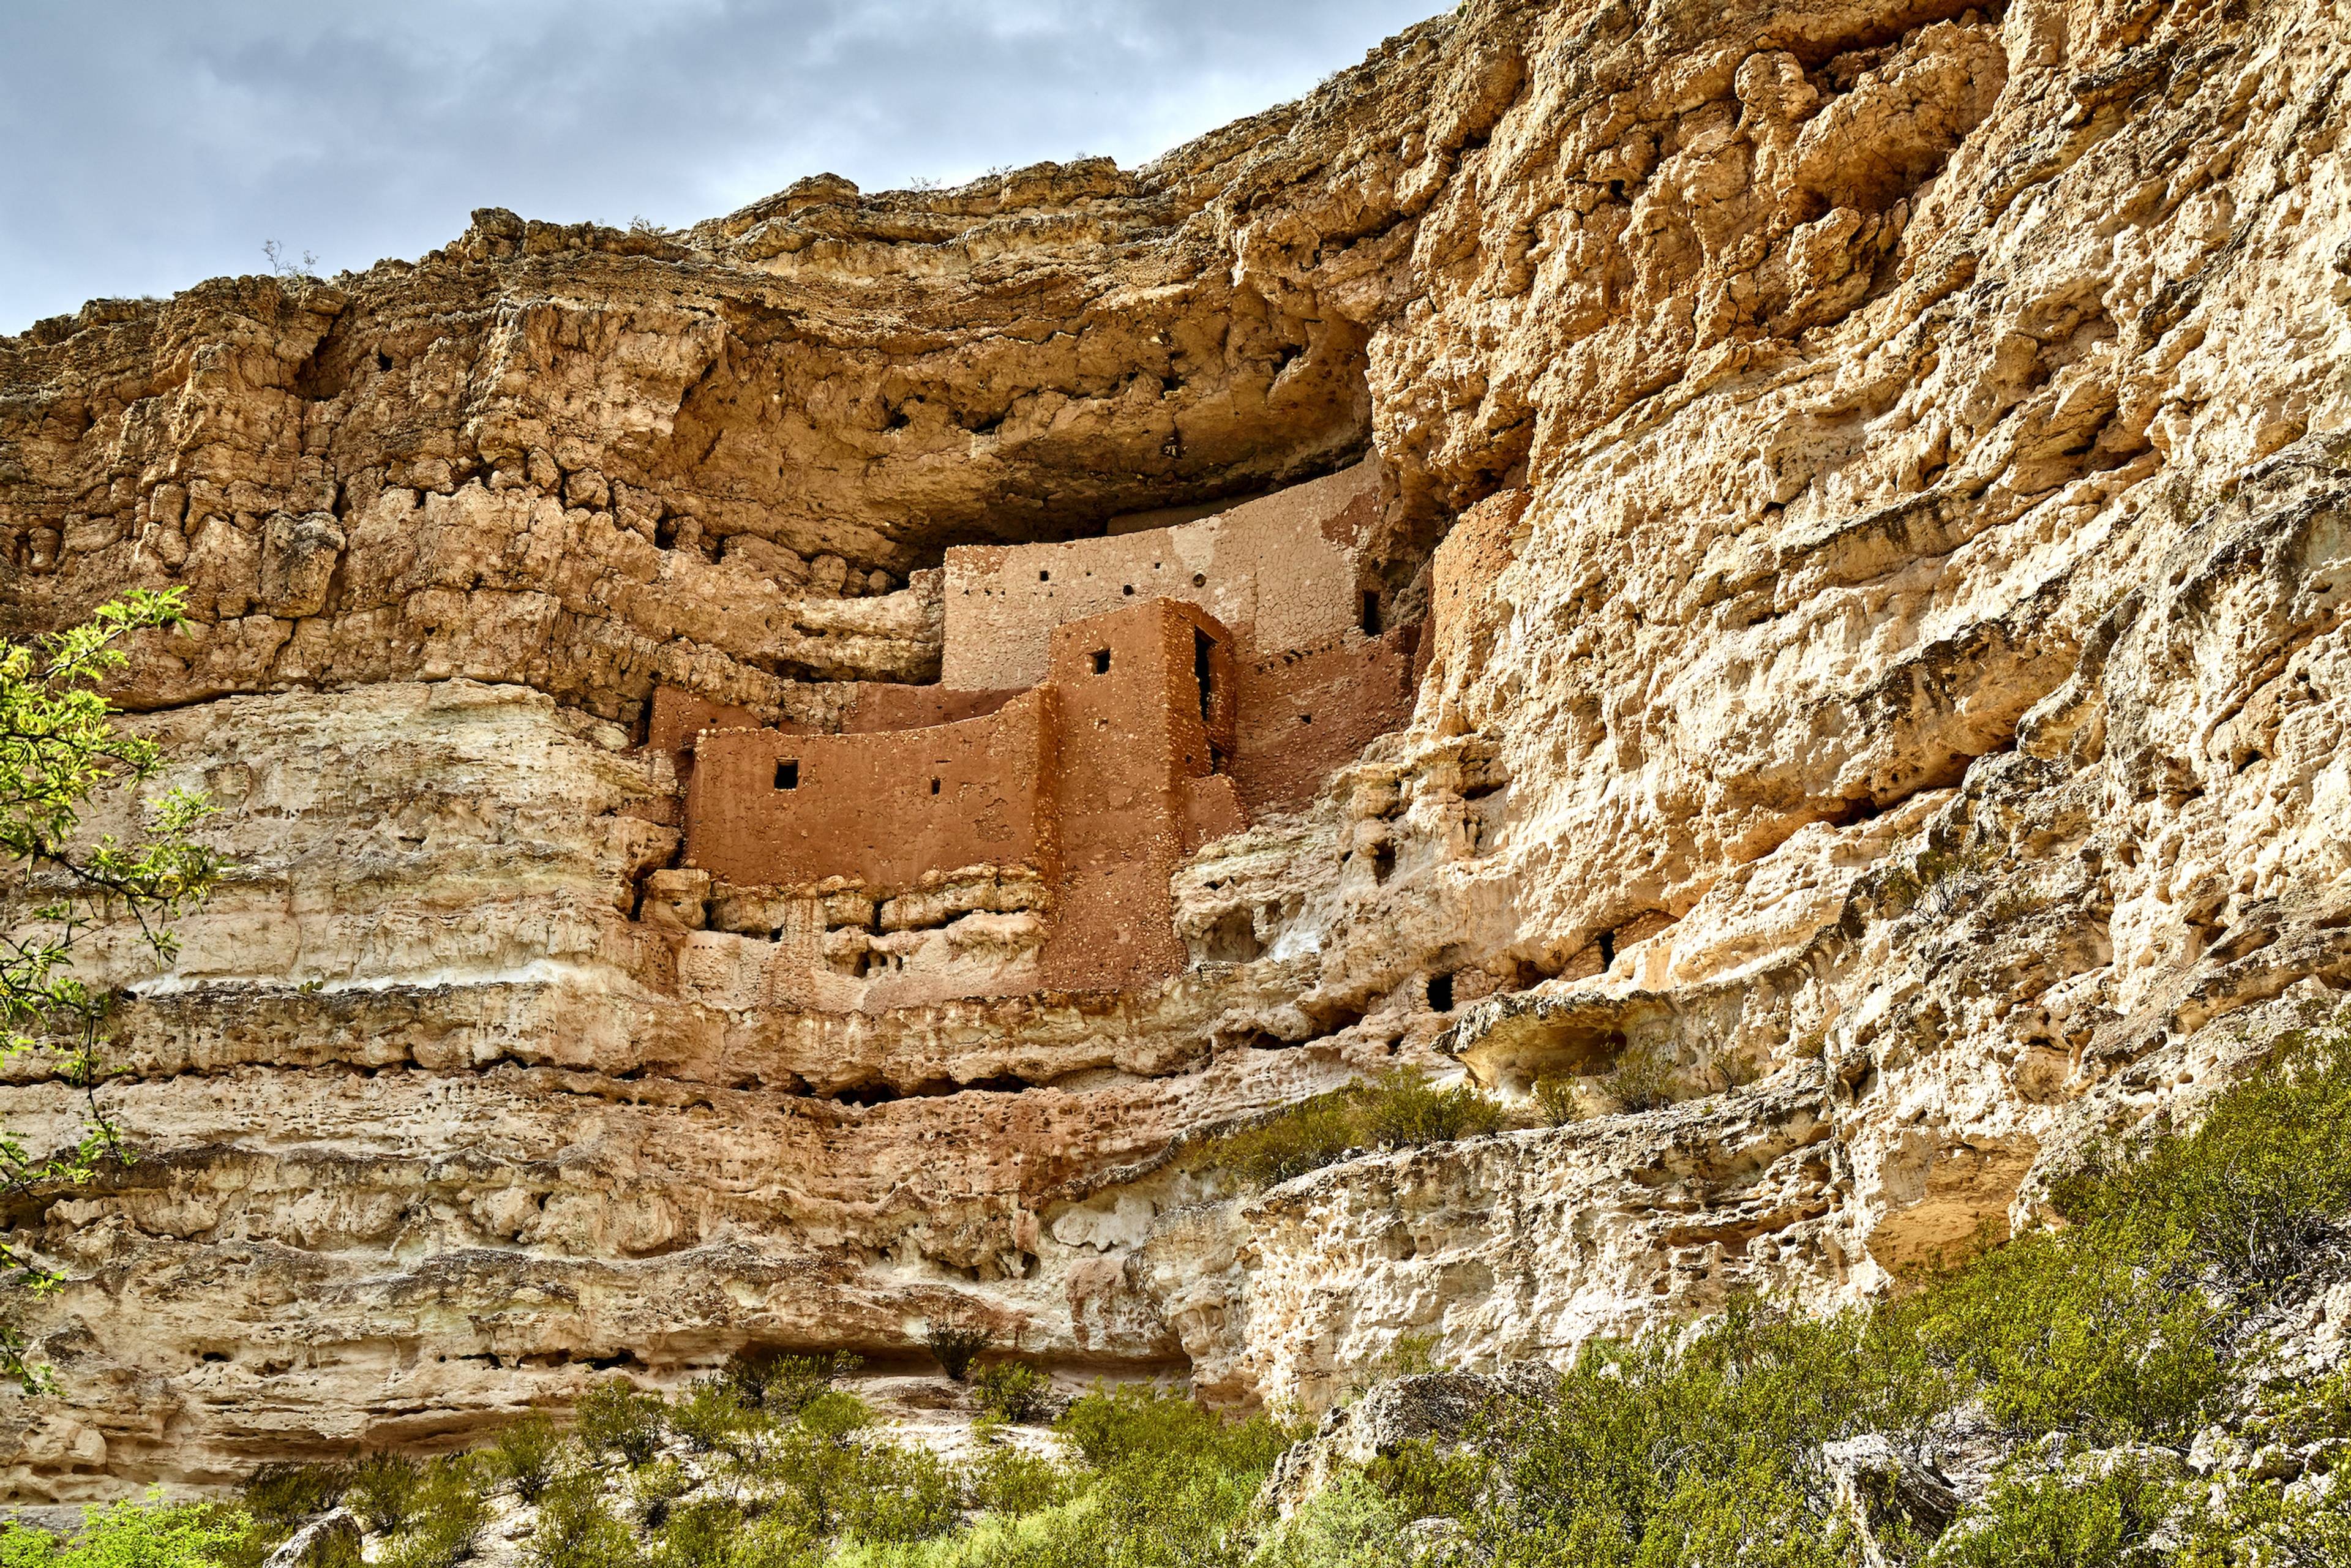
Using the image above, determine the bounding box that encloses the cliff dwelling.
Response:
[647,461,1420,1010]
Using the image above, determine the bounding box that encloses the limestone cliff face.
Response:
[3,0,2349,1499]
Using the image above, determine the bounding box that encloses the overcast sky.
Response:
[0,0,1444,335]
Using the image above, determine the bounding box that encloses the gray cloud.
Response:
[0,1,1444,334]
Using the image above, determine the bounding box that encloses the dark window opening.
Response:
[1123,583,1135,595]
[1361,590,1384,636]
[375,351,393,373]
[1428,972,1455,1011]
[1193,629,1216,723]
[929,777,942,795]
[1597,929,1617,967]
[774,760,800,790]
[1091,648,1112,675]
[1039,569,1051,582]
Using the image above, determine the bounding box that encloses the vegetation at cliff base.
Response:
[0,589,222,1389]
[13,1022,2351,1566]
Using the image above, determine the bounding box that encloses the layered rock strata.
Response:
[1,0,2348,1501]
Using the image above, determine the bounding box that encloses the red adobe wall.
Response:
[1040,599,1240,992]
[1232,625,1423,815]
[684,691,1056,893]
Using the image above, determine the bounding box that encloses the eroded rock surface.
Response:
[3,0,2350,1498]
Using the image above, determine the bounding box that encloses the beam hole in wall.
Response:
[1428,971,1455,1011]
[774,760,800,790]
[1092,648,1112,675]
[1123,584,1135,595]
[1040,569,1051,582]
[1193,572,1207,587]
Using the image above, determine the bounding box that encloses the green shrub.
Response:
[722,1349,861,1416]
[486,1412,566,1502]
[577,1379,669,1468]
[923,1319,994,1384]
[378,1457,489,1568]
[1190,1068,1505,1190]
[1599,1043,1681,1112]
[630,1460,692,1530]
[0,1499,247,1568]
[1358,1068,1504,1150]
[528,1474,637,1568]
[1247,1474,1407,1568]
[1922,1462,2180,1567]
[345,1452,424,1534]
[239,1463,350,1529]
[965,1442,1071,1518]
[669,1380,751,1454]
[797,1390,873,1440]
[1531,1075,1583,1127]
[1194,1090,1360,1187]
[971,1362,1051,1423]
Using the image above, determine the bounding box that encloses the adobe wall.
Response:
[683,691,1055,894]
[1040,600,1240,993]
[939,460,1380,691]
[1232,626,1422,816]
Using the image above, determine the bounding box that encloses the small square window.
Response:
[774,760,800,789]
[930,777,942,795]
[1039,569,1051,582]
[1092,648,1112,675]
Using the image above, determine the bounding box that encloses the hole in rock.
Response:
[1092,648,1112,675]
[1373,842,1395,884]
[1040,569,1051,582]
[1193,572,1207,587]
[836,1084,901,1107]
[774,760,800,790]
[1597,929,1618,967]
[1362,591,1384,636]
[375,351,393,372]
[1428,972,1455,1012]
[930,777,942,795]
[1123,583,1135,595]
[1299,713,1314,725]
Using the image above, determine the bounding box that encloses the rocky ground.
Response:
[2,0,2349,1505]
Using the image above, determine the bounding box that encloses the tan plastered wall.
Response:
[939,460,1379,691]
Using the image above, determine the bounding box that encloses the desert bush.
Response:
[630,1460,692,1530]
[240,1461,350,1528]
[1599,1042,1681,1111]
[528,1474,637,1568]
[1359,1068,1503,1149]
[378,1456,490,1568]
[0,1497,247,1568]
[668,1379,750,1454]
[577,1379,669,1467]
[345,1452,425,1534]
[1246,1473,1408,1568]
[486,1412,566,1502]
[1531,1074,1583,1127]
[1190,1068,1504,1190]
[964,1441,1070,1518]
[971,1362,1051,1423]
[722,1349,861,1416]
[922,1318,994,1383]
[1922,1461,2180,1568]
